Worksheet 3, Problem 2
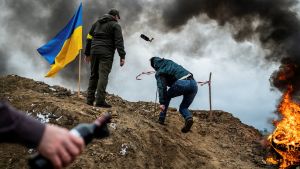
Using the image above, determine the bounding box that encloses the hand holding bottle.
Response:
[38,125,84,169]
[29,113,112,169]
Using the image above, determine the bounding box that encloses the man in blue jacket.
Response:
[150,57,198,133]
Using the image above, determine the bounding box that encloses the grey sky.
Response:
[1,0,300,130]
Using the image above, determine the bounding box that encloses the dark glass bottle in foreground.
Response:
[28,113,112,169]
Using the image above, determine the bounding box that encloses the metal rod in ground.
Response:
[78,50,82,97]
[209,72,212,111]
[154,88,158,114]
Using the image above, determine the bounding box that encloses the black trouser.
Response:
[87,54,113,104]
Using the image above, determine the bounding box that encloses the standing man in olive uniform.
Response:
[85,9,126,108]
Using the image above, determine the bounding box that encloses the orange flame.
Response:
[267,86,300,168]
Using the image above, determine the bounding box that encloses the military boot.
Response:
[181,118,193,133]
[95,101,112,108]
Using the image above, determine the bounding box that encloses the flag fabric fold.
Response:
[37,3,83,77]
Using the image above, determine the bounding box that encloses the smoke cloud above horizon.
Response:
[0,0,144,80]
[161,0,300,97]
[2,0,300,130]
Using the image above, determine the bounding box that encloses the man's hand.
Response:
[120,58,125,67]
[159,105,165,112]
[84,55,91,63]
[38,125,85,169]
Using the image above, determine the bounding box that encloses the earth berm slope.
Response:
[0,75,275,169]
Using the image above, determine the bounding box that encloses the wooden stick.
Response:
[78,50,82,97]
[209,72,212,111]
[154,88,158,114]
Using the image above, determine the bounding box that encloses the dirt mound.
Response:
[0,75,275,169]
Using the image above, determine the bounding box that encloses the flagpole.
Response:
[78,49,82,97]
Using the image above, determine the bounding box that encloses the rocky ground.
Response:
[0,75,276,169]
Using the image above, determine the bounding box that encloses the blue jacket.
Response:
[152,57,191,104]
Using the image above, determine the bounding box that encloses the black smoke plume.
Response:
[3,0,300,97]
[162,0,300,97]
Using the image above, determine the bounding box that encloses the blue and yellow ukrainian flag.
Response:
[37,3,82,77]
